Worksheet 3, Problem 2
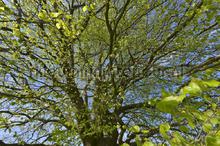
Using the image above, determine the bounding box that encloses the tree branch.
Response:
[117,101,155,114]
[0,141,56,146]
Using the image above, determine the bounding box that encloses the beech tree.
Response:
[0,0,220,146]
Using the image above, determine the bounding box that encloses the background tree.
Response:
[0,0,220,146]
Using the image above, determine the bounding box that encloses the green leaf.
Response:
[143,141,154,146]
[38,10,48,20]
[179,126,189,133]
[160,123,170,132]
[161,88,170,97]
[202,123,212,133]
[210,118,218,125]
[188,120,195,129]
[156,95,184,113]
[142,130,149,134]
[50,12,60,18]
[159,123,170,139]
[192,111,206,121]
[13,28,21,37]
[82,6,88,12]
[0,7,4,12]
[203,80,220,88]
[11,102,16,105]
[144,4,150,9]
[64,121,72,127]
[121,143,130,146]
[206,135,220,146]
[170,131,188,145]
[205,110,214,117]
[211,103,217,110]
[135,135,142,146]
[147,99,157,106]
[56,21,62,29]
[216,15,220,24]
[180,79,202,96]
[130,125,140,133]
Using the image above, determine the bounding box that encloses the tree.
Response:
[0,0,220,145]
